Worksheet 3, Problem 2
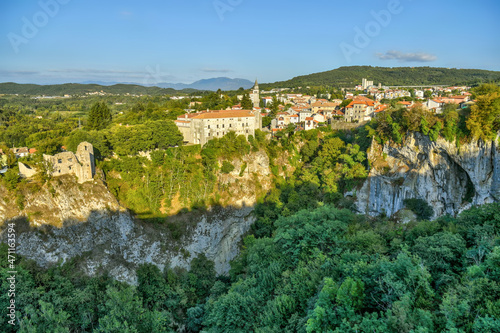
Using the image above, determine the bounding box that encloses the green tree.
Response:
[429,121,442,141]
[269,96,280,118]
[220,161,235,174]
[467,92,500,140]
[20,301,70,333]
[0,144,16,167]
[87,102,112,130]
[403,198,433,220]
[420,116,429,135]
[241,93,252,109]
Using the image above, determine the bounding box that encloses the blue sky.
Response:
[1,0,499,85]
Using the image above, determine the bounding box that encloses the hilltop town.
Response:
[172,78,473,144]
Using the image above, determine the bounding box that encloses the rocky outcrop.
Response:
[356,132,500,218]
[219,150,272,207]
[0,175,122,226]
[2,206,253,285]
[0,171,257,285]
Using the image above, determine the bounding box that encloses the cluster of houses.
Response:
[0,147,38,170]
[172,78,474,143]
[262,80,473,133]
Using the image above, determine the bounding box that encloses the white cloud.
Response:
[376,50,437,62]
[201,68,233,73]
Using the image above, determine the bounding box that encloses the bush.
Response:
[2,168,20,191]
[221,161,235,174]
[239,162,247,177]
[404,198,434,220]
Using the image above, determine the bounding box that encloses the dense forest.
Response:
[0,83,198,96]
[261,66,500,89]
[1,202,499,332]
[1,84,500,332]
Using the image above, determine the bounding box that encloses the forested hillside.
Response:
[0,82,198,96]
[261,66,500,89]
[2,202,499,332]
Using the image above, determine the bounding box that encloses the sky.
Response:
[0,0,499,85]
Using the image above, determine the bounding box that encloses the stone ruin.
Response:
[41,142,96,183]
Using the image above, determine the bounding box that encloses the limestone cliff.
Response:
[356,132,500,218]
[0,175,122,227]
[2,207,254,285]
[0,174,257,285]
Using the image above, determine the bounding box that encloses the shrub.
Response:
[221,161,235,174]
[404,198,434,220]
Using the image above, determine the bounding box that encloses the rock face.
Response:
[0,175,121,226]
[356,132,500,218]
[0,176,256,285]
[3,207,253,285]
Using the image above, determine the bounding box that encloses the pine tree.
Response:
[87,102,112,130]
[241,93,252,109]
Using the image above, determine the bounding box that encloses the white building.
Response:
[175,109,262,145]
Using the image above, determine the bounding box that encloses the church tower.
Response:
[250,79,260,108]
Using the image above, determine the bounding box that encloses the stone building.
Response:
[249,79,260,108]
[43,142,95,183]
[175,109,262,146]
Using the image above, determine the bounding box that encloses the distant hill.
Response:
[155,77,254,91]
[261,66,500,89]
[0,77,254,95]
[0,82,199,96]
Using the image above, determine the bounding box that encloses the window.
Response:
[229,124,232,128]
[208,125,210,129]
[68,158,72,162]
[222,124,225,128]
[68,166,72,170]
[58,159,62,163]
[85,146,87,150]
[217,124,219,128]
[208,132,211,136]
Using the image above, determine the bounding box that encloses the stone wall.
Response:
[43,142,95,183]
[18,162,37,178]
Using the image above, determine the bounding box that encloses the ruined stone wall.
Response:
[43,142,95,183]
[18,162,37,178]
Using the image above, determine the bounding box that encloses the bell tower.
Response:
[250,79,260,108]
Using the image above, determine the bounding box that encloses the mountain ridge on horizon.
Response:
[0,77,254,93]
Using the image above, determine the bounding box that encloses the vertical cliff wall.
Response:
[356,132,500,218]
[3,207,254,285]
[0,176,257,285]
